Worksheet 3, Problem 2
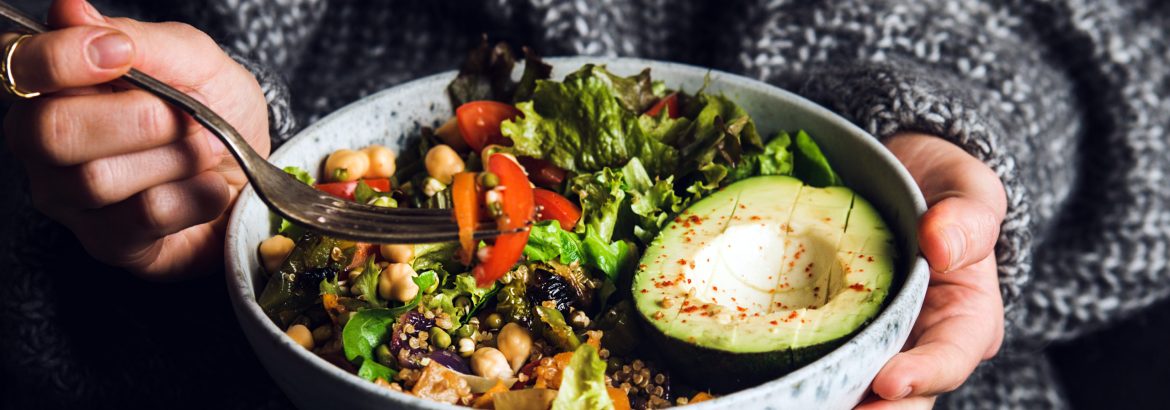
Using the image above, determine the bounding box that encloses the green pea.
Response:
[478,172,500,188]
[430,327,452,349]
[453,322,478,339]
[375,344,394,367]
[484,313,503,330]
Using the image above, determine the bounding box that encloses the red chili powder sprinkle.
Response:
[687,215,703,225]
[681,305,701,314]
[849,283,866,291]
[640,289,649,294]
[677,259,687,266]
[736,306,748,312]
[770,320,779,326]
[788,311,799,319]
[749,215,762,221]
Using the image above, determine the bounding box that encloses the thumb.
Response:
[885,133,1006,273]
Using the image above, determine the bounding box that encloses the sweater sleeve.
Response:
[723,0,1170,348]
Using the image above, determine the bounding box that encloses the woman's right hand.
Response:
[4,0,271,279]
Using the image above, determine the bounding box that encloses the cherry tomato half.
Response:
[533,188,581,230]
[315,178,391,201]
[455,101,521,152]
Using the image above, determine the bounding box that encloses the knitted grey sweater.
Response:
[2,0,1168,409]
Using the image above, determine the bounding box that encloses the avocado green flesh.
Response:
[632,176,895,391]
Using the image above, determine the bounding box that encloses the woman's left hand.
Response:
[857,132,1007,409]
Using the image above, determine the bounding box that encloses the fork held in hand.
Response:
[0,1,508,244]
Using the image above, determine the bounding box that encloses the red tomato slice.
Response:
[533,188,581,230]
[456,101,522,152]
[452,172,480,265]
[475,155,535,287]
[315,178,391,201]
[645,92,680,119]
[517,156,567,188]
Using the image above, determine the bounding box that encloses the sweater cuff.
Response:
[795,59,1033,314]
[226,50,296,147]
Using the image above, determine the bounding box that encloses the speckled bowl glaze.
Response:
[225,57,929,410]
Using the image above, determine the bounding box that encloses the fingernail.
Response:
[81,0,103,20]
[942,225,965,272]
[207,135,226,157]
[87,32,132,69]
[893,386,912,400]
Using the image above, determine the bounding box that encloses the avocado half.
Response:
[633,176,895,392]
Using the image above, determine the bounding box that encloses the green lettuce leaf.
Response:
[582,229,635,281]
[564,66,658,113]
[727,131,795,183]
[357,360,397,382]
[502,64,678,176]
[677,93,763,173]
[411,242,463,279]
[351,256,384,307]
[524,220,585,265]
[342,308,396,362]
[569,167,627,243]
[620,159,684,243]
[274,167,316,237]
[792,130,843,187]
[283,166,316,185]
[551,344,614,410]
[425,272,499,324]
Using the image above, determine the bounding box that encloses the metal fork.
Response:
[0,2,506,243]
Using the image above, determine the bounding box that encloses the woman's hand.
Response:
[857,133,1007,409]
[3,0,270,279]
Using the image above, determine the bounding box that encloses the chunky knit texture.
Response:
[1,0,1168,409]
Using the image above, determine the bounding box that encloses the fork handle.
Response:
[0,1,272,180]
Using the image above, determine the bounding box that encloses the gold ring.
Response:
[1,34,40,99]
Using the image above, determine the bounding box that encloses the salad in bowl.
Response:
[247,44,904,410]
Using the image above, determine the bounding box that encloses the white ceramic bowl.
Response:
[225,57,928,410]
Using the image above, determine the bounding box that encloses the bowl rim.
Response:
[225,56,929,409]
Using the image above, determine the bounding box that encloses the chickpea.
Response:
[379,244,415,264]
[471,347,513,380]
[434,117,469,151]
[286,324,314,350]
[324,149,370,182]
[259,235,295,273]
[497,323,533,372]
[378,263,419,302]
[362,145,397,178]
[424,144,465,184]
